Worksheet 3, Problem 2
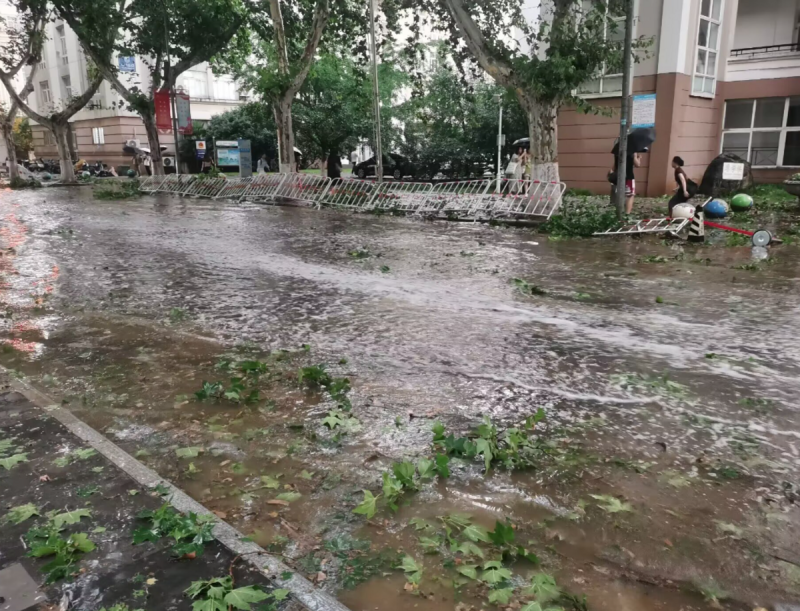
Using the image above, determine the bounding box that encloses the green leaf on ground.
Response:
[260,475,281,489]
[92,526,107,533]
[73,448,97,460]
[0,453,28,470]
[463,524,492,543]
[481,561,512,586]
[275,492,301,503]
[488,588,515,605]
[176,447,203,459]
[419,536,441,553]
[489,520,515,546]
[353,490,380,519]
[52,508,92,528]
[417,458,435,479]
[457,565,479,580]
[5,503,39,524]
[458,541,485,558]
[715,521,744,538]
[523,573,561,603]
[230,462,246,474]
[399,555,423,584]
[223,586,269,609]
[299,470,314,480]
[410,518,436,532]
[590,494,633,514]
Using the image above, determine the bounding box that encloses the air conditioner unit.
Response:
[163,156,175,167]
[124,139,141,149]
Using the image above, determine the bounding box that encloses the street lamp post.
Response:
[495,93,504,193]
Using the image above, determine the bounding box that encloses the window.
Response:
[37,59,46,71]
[57,25,69,65]
[578,0,625,96]
[92,127,105,145]
[721,97,800,167]
[44,131,55,146]
[61,75,72,98]
[39,81,51,106]
[693,0,722,96]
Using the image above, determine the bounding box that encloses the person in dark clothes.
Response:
[668,156,697,216]
[327,150,342,180]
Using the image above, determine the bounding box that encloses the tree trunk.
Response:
[66,122,77,163]
[520,96,560,183]
[274,96,296,173]
[53,123,76,183]
[142,112,165,176]
[1,118,20,182]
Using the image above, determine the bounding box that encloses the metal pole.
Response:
[164,8,180,176]
[369,0,383,183]
[496,95,503,193]
[615,0,634,219]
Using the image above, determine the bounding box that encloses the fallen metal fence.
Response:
[423,180,491,217]
[369,182,433,213]
[213,177,253,200]
[183,177,227,198]
[240,174,287,203]
[139,175,566,223]
[274,174,331,204]
[318,180,379,210]
[593,218,691,237]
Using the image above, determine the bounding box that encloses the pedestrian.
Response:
[257,154,268,175]
[201,155,212,174]
[327,150,342,180]
[143,153,152,176]
[350,150,359,168]
[507,146,528,193]
[612,150,641,215]
[668,156,697,216]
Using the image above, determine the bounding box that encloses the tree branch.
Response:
[285,0,329,98]
[169,17,244,88]
[269,0,291,76]
[56,71,103,120]
[440,0,515,89]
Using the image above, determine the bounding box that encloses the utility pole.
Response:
[369,0,383,183]
[615,0,634,219]
[164,9,180,176]
[495,94,503,193]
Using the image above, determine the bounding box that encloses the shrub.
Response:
[540,197,618,238]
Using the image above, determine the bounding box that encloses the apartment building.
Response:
[24,18,245,169]
[0,0,27,163]
[560,0,800,195]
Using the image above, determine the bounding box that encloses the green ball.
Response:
[41,172,52,181]
[731,193,753,211]
[127,169,137,178]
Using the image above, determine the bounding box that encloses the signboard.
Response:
[154,89,172,132]
[722,162,745,181]
[176,92,192,135]
[215,140,238,147]
[238,139,252,178]
[118,56,136,72]
[217,148,240,166]
[195,141,206,160]
[632,94,657,129]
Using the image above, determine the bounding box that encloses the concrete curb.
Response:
[4,371,351,611]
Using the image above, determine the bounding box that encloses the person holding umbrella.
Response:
[611,128,655,215]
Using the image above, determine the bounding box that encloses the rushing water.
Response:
[1,186,799,611]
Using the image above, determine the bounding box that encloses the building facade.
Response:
[24,18,245,170]
[560,0,800,196]
[0,0,28,164]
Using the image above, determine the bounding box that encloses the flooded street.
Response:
[1,186,799,611]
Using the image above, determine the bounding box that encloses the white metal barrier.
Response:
[273,174,331,204]
[139,175,165,192]
[139,174,566,223]
[319,180,379,210]
[240,174,287,202]
[425,180,492,218]
[593,218,691,237]
[184,177,227,198]
[369,182,433,213]
[485,180,566,220]
[214,177,253,200]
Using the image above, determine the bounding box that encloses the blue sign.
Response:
[632,94,656,129]
[118,56,136,72]
[217,148,240,167]
[237,139,252,178]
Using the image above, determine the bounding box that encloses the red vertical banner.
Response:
[154,89,172,131]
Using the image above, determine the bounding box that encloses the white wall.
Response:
[733,0,800,49]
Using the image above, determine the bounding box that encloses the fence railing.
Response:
[141,175,566,222]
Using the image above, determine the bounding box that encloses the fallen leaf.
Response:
[316,572,327,582]
[146,577,157,586]
[39,474,52,482]
[268,512,279,518]
[267,500,290,507]
[220,460,231,467]
[213,510,228,519]
[182,551,197,560]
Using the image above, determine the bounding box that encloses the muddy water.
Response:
[1,186,799,611]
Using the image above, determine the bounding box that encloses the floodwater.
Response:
[1,186,799,611]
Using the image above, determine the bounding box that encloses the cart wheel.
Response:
[751,230,772,247]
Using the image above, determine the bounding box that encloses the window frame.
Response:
[577,0,629,99]
[39,80,51,106]
[57,25,69,65]
[720,97,800,168]
[692,0,724,98]
[92,127,105,145]
[61,75,72,99]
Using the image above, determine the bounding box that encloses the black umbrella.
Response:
[512,137,530,150]
[611,127,656,156]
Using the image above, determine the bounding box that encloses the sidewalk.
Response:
[0,378,342,611]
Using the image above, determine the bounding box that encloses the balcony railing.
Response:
[730,43,800,60]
